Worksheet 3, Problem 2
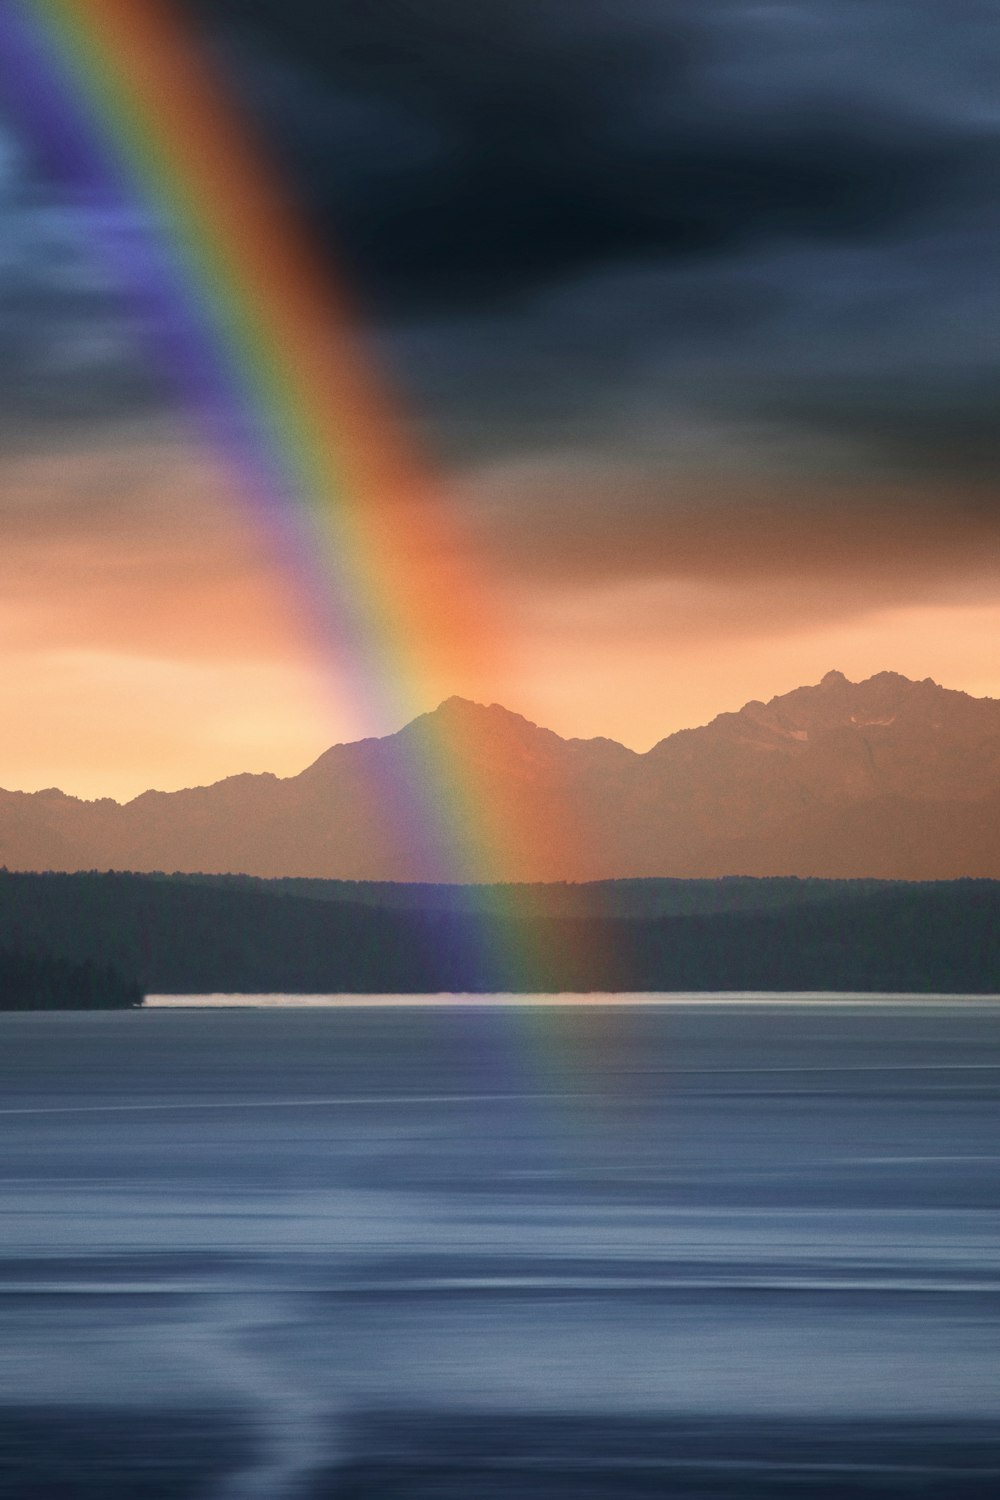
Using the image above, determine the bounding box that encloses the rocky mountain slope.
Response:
[2,671,998,879]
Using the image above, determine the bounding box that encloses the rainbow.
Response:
[0,0,602,988]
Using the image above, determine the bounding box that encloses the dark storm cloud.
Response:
[168,0,1000,490]
[0,0,997,507]
[179,0,989,314]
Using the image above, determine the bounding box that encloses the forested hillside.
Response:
[0,871,996,995]
[0,947,142,1010]
[154,872,901,918]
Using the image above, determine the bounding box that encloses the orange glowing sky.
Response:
[0,1,997,801]
[1,429,997,801]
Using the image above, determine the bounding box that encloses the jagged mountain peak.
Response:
[296,696,563,785]
[745,670,952,720]
[420,696,540,729]
[648,670,990,760]
[434,694,501,714]
[397,697,635,761]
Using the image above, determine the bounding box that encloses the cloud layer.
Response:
[4,2,997,531]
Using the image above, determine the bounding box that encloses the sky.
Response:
[0,0,998,799]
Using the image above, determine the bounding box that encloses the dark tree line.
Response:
[0,870,996,996]
[0,947,142,1011]
[141,871,904,919]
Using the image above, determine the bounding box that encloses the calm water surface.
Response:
[2,996,999,1497]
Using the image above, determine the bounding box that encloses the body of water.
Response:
[1,997,999,1496]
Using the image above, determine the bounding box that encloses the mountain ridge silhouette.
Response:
[2,671,998,880]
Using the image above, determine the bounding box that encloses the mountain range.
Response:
[3,671,999,881]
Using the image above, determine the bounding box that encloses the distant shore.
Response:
[144,991,1000,1008]
[2,871,997,998]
